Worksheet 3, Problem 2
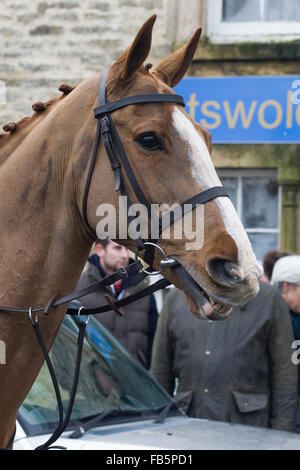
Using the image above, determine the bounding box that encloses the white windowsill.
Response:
[207,0,300,44]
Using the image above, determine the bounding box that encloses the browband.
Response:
[94,93,185,117]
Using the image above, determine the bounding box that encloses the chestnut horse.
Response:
[0,15,261,447]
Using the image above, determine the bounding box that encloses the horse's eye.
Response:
[137,134,163,151]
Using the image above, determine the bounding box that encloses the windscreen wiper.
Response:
[153,392,191,424]
[69,408,141,439]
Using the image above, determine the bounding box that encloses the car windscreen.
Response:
[18,315,170,436]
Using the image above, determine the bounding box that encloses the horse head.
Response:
[0,14,265,449]
[75,15,262,319]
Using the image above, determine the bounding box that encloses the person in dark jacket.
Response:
[76,239,158,369]
[271,254,300,432]
[151,281,298,432]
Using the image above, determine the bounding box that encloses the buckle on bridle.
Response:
[104,293,124,317]
[100,116,110,135]
[119,266,129,280]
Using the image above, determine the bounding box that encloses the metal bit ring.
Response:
[135,242,170,276]
[77,306,89,325]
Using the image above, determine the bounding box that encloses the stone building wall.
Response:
[0,0,201,125]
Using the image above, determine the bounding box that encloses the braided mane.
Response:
[0,83,76,151]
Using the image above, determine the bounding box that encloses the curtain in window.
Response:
[265,0,300,21]
[219,174,279,264]
[222,0,300,22]
[222,0,260,22]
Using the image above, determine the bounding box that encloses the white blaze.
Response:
[172,107,261,276]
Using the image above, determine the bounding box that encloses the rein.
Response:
[3,70,230,450]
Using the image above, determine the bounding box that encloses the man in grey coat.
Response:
[151,281,298,431]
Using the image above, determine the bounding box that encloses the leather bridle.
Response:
[82,70,229,268]
[3,71,231,450]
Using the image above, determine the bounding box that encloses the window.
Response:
[207,0,300,43]
[19,315,169,436]
[217,169,280,263]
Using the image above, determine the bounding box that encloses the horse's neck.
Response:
[0,125,90,306]
[0,93,94,447]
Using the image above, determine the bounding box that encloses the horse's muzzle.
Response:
[171,263,232,322]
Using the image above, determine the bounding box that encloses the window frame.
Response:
[217,168,281,249]
[207,0,300,43]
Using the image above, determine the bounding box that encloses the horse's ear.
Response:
[153,28,201,87]
[110,15,156,81]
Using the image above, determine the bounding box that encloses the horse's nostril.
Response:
[206,258,244,286]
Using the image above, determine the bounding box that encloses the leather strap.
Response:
[109,117,152,214]
[94,93,185,117]
[158,186,229,238]
[66,277,171,316]
[33,319,87,451]
[100,117,121,191]
[0,260,143,315]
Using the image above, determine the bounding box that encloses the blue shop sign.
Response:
[174,76,300,143]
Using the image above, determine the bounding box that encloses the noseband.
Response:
[82,70,229,267]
